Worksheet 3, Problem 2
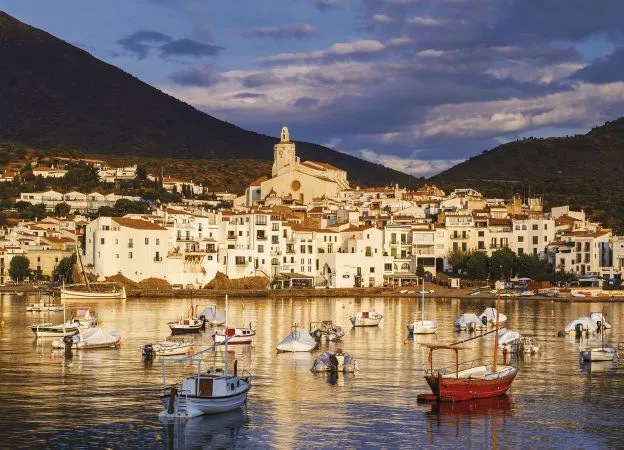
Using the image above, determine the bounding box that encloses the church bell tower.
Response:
[272,126,298,177]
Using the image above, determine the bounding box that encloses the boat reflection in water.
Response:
[160,409,247,449]
[579,359,619,374]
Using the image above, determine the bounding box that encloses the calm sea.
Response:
[0,294,623,449]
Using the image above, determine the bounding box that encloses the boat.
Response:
[454,313,487,332]
[408,278,438,334]
[143,341,194,358]
[310,321,345,342]
[61,251,127,300]
[349,311,383,327]
[159,295,251,418]
[563,317,598,334]
[26,291,64,312]
[418,290,518,402]
[311,350,359,373]
[469,289,481,296]
[51,327,121,349]
[580,314,619,362]
[168,304,205,335]
[29,306,97,337]
[589,312,611,330]
[479,307,507,326]
[276,326,318,352]
[520,290,535,296]
[214,325,256,345]
[199,305,226,326]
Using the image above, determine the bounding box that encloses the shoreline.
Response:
[3,284,624,302]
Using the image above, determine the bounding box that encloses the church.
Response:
[236,127,349,207]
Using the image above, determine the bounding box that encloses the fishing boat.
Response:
[311,350,359,373]
[214,325,256,345]
[454,313,487,332]
[580,313,619,362]
[51,327,121,349]
[408,278,438,335]
[159,295,251,418]
[276,326,318,352]
[349,311,383,327]
[479,307,507,326]
[143,341,194,358]
[29,307,97,337]
[199,305,226,326]
[418,290,518,402]
[61,251,126,300]
[168,304,205,335]
[26,291,64,312]
[310,321,345,341]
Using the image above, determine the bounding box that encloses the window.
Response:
[128,252,133,259]
[365,246,372,257]
[272,258,279,265]
[518,236,524,243]
[369,267,375,273]
[235,256,246,265]
[544,224,548,230]
[116,254,119,259]
[532,236,538,245]
[156,238,159,245]
[478,231,484,237]
[391,233,396,244]
[384,263,392,271]
[128,238,133,248]
[272,235,279,244]
[283,257,287,263]
[518,248,524,255]
[272,223,279,231]
[478,241,485,250]
[308,245,312,253]
[300,245,306,253]
[145,238,149,245]
[238,231,243,237]
[100,238,105,245]
[258,245,264,253]
[461,242,467,252]
[452,243,458,251]
[532,224,538,230]
[256,230,266,240]
[115,239,118,245]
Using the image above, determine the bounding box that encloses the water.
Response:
[1,294,624,449]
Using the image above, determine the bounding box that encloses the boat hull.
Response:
[580,348,618,362]
[424,368,517,402]
[408,321,438,335]
[31,325,78,337]
[350,318,382,327]
[61,286,126,301]
[214,333,255,345]
[160,386,250,417]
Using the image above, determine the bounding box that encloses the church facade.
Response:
[237,127,349,207]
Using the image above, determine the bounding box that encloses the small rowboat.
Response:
[349,311,383,327]
[143,341,194,358]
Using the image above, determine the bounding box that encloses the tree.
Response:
[447,250,469,274]
[516,254,548,280]
[97,206,116,217]
[136,165,147,181]
[56,254,76,283]
[466,251,489,279]
[54,202,71,217]
[9,255,30,282]
[415,263,425,278]
[489,248,517,280]
[14,200,32,211]
[62,163,99,190]
[114,198,149,215]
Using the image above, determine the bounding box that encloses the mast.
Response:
[224,294,229,376]
[76,249,91,292]
[421,276,425,322]
[493,289,501,371]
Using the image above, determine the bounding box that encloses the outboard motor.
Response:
[199,315,206,330]
[481,316,489,326]
[468,322,476,333]
[142,344,155,361]
[328,353,339,373]
[63,335,74,358]
[574,323,583,336]
[596,321,602,333]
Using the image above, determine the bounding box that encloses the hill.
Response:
[0,11,421,189]
[433,118,624,232]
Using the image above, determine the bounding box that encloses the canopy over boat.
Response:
[564,317,598,333]
[276,327,317,352]
[498,330,521,345]
[454,313,485,330]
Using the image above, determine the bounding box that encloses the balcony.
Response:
[177,236,196,242]
[256,235,267,241]
[450,234,468,240]
[227,234,236,240]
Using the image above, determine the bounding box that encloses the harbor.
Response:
[1,293,624,448]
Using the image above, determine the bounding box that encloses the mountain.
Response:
[433,118,624,232]
[0,11,421,189]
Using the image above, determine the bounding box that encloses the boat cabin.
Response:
[181,373,245,398]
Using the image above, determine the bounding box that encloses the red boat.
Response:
[418,290,518,402]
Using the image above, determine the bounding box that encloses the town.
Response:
[0,127,621,294]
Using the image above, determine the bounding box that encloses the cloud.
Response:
[407,16,446,26]
[572,47,624,84]
[315,0,342,10]
[355,149,463,177]
[168,66,222,87]
[116,30,172,59]
[241,24,318,40]
[160,38,223,57]
[293,97,319,108]
[372,15,394,24]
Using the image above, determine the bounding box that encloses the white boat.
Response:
[214,326,256,345]
[61,283,126,301]
[276,327,318,352]
[479,307,507,326]
[169,317,204,334]
[408,279,438,335]
[310,321,345,341]
[580,347,619,362]
[143,341,194,358]
[30,307,97,337]
[199,305,226,326]
[454,313,487,331]
[51,327,121,349]
[159,295,251,418]
[311,351,359,373]
[589,312,611,330]
[349,311,383,327]
[520,290,536,296]
[564,317,598,334]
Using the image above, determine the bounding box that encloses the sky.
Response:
[2,0,624,177]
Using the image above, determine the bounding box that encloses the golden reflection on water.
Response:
[0,293,623,448]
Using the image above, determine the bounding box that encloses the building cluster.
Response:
[2,127,623,287]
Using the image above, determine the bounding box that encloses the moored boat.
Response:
[349,311,383,327]
[143,341,194,358]
[199,305,226,326]
[408,278,438,335]
[479,307,507,326]
[580,347,619,362]
[51,327,121,349]
[310,321,344,342]
[214,326,256,345]
[454,313,487,332]
[563,317,598,334]
[30,322,79,337]
[311,350,359,373]
[168,317,204,334]
[276,326,318,352]
[61,282,126,301]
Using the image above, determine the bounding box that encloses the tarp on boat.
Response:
[589,312,611,329]
[51,327,121,349]
[454,313,485,330]
[564,317,598,333]
[498,330,521,345]
[480,307,507,324]
[199,305,226,325]
[276,327,317,352]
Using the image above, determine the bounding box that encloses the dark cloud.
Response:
[233,92,266,99]
[315,0,342,11]
[572,47,624,83]
[241,72,281,88]
[116,30,172,59]
[168,67,221,86]
[160,38,223,57]
[241,24,318,40]
[293,97,319,108]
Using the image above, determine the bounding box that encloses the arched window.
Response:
[401,263,410,270]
